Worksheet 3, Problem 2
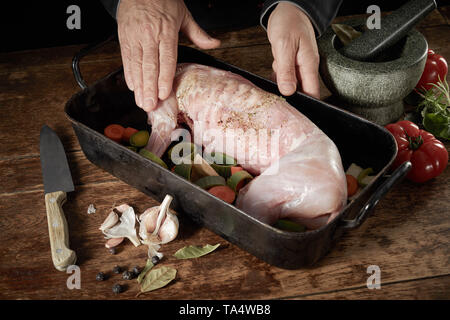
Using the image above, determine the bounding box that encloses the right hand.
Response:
[267,2,320,99]
[117,0,220,112]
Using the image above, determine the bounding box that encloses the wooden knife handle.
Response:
[44,191,77,271]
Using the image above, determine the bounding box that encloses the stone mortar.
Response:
[318,19,428,125]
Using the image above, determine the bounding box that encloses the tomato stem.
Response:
[403,130,423,150]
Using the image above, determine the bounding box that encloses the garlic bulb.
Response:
[140,195,179,258]
[103,204,141,247]
[140,195,179,245]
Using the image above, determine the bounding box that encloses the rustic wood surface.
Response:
[0,9,449,300]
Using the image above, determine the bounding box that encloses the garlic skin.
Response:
[145,242,164,260]
[103,204,141,247]
[87,204,96,214]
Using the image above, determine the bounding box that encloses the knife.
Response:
[39,125,77,271]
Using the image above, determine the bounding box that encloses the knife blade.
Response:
[40,125,77,271]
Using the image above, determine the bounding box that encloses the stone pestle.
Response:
[341,0,436,62]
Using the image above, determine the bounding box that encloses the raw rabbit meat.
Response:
[145,63,347,229]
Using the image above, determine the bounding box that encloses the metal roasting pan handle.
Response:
[339,161,412,230]
[72,34,117,89]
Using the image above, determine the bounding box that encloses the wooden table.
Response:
[1,9,449,300]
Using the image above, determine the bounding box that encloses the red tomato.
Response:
[415,49,448,91]
[385,120,448,183]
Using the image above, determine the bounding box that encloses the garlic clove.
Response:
[139,206,160,240]
[105,237,124,248]
[159,213,179,244]
[99,211,119,232]
[103,204,141,247]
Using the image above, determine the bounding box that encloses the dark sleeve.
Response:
[260,0,343,37]
[99,0,121,19]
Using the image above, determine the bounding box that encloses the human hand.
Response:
[267,2,320,99]
[117,0,221,111]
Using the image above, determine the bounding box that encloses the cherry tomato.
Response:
[385,120,448,183]
[415,49,448,91]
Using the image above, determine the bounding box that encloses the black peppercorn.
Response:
[96,272,106,281]
[151,255,160,265]
[112,284,123,294]
[122,270,133,280]
[131,266,140,276]
[108,247,117,255]
[113,265,122,274]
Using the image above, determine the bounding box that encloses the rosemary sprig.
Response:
[416,76,450,140]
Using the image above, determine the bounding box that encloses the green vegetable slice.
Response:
[227,170,253,192]
[130,130,150,147]
[357,167,374,186]
[359,175,376,187]
[139,149,168,169]
[126,146,138,152]
[174,164,193,180]
[168,142,199,164]
[138,266,177,294]
[210,164,231,178]
[205,152,237,178]
[194,176,226,189]
[274,219,306,232]
[173,243,220,259]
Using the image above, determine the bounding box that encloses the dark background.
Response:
[1,0,448,53]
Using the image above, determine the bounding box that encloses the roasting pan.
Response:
[65,37,411,269]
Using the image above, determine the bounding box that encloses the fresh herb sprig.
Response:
[417,76,450,140]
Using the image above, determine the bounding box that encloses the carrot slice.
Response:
[346,174,358,197]
[230,166,244,175]
[122,127,139,143]
[104,124,124,143]
[207,185,236,204]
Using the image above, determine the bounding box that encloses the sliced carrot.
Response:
[207,185,236,204]
[104,124,124,143]
[122,127,139,143]
[346,174,358,197]
[230,166,244,175]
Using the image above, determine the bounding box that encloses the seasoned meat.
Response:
[146,63,347,229]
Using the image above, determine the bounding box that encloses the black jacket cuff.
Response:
[260,0,342,37]
[100,0,121,19]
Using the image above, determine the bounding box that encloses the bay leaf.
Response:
[136,259,154,284]
[174,243,220,259]
[140,266,177,293]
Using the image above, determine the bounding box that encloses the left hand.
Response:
[267,2,320,99]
